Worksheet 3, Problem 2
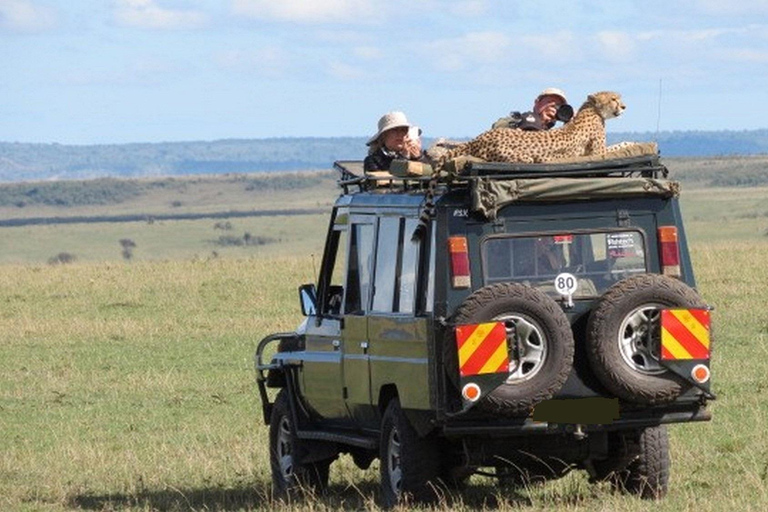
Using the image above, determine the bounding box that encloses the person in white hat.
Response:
[492,87,572,131]
[364,111,426,172]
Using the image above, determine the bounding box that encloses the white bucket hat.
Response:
[536,87,568,104]
[367,111,417,145]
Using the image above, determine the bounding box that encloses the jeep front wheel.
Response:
[451,283,575,416]
[269,389,331,498]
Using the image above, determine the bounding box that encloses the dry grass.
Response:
[1,167,767,510]
[1,238,767,511]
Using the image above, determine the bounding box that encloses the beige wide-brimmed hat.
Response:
[536,87,568,103]
[367,111,417,145]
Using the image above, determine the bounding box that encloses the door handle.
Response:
[332,339,341,350]
[360,341,369,351]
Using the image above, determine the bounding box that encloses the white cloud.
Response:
[231,0,376,24]
[314,29,369,44]
[448,0,490,16]
[596,31,636,62]
[61,57,183,86]
[0,0,55,32]
[352,46,381,60]
[695,0,768,15]
[422,31,512,72]
[715,48,768,64]
[327,60,365,80]
[114,0,207,30]
[216,47,290,78]
[518,31,581,62]
[636,27,739,44]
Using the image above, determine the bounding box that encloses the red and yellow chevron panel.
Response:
[455,322,509,377]
[660,308,711,360]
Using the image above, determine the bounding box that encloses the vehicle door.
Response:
[341,215,376,425]
[300,210,349,422]
[363,216,432,423]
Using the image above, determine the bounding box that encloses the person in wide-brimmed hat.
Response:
[492,87,572,131]
[364,111,427,172]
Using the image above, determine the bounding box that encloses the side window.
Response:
[321,227,347,315]
[345,223,374,314]
[372,217,400,312]
[425,227,435,313]
[371,217,423,314]
[398,218,421,314]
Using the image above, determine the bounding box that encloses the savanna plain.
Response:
[1,158,768,511]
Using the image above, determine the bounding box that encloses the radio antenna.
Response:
[655,78,663,143]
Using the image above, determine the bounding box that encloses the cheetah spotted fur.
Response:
[435,91,626,168]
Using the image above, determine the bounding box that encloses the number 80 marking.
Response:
[554,272,578,295]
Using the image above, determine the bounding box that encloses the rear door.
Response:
[341,215,376,425]
[365,216,431,420]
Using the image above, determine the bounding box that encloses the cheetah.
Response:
[413,92,626,239]
[434,91,626,169]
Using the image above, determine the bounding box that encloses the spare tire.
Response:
[586,274,707,405]
[450,283,575,415]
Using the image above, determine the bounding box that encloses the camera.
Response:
[555,104,574,123]
[407,126,421,140]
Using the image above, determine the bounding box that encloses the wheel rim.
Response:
[277,416,294,481]
[617,305,666,375]
[386,424,402,497]
[495,314,548,383]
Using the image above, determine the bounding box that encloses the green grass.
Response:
[0,214,329,264]
[2,163,768,510]
[1,240,767,511]
[0,171,338,220]
[0,171,338,265]
[0,173,766,266]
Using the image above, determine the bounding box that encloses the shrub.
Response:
[119,239,136,260]
[212,233,276,247]
[48,252,76,265]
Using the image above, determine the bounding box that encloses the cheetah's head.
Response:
[585,91,626,120]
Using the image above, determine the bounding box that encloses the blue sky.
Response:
[2,0,768,144]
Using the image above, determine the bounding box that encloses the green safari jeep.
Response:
[255,153,714,506]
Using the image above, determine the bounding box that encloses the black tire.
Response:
[596,426,670,500]
[586,274,707,404]
[379,398,441,508]
[269,390,331,498]
[450,283,575,415]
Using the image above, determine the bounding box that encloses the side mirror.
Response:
[299,284,317,316]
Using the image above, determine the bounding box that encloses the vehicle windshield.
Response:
[482,231,647,298]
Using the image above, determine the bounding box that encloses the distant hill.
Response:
[609,129,768,157]
[1,130,767,182]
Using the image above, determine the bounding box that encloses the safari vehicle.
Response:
[255,152,714,506]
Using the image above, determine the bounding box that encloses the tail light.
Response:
[658,226,681,277]
[448,236,471,288]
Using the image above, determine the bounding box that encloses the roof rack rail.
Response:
[464,154,667,179]
[333,153,669,194]
[334,160,433,194]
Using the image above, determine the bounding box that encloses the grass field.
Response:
[1,164,768,511]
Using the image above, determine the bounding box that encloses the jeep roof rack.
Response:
[333,153,669,194]
[334,160,433,194]
[465,153,667,179]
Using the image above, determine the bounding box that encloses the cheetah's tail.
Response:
[412,142,472,240]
